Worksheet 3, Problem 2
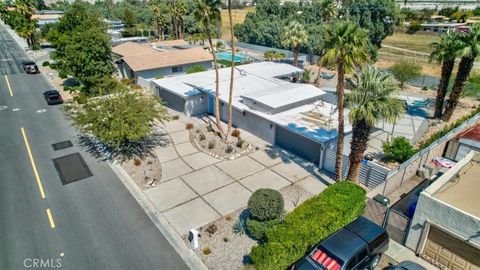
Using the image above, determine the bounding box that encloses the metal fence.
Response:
[368,112,480,197]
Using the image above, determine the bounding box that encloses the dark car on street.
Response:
[43,90,63,105]
[22,60,39,74]
[292,217,389,270]
[384,261,427,270]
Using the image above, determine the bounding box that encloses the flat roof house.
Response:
[32,10,63,26]
[421,21,468,33]
[150,62,372,180]
[112,41,213,87]
[445,124,480,161]
[405,151,480,270]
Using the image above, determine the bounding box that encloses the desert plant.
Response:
[202,247,212,255]
[133,158,142,166]
[382,136,415,163]
[225,215,232,221]
[406,21,422,34]
[236,137,245,148]
[120,78,134,86]
[248,189,284,222]
[301,69,312,83]
[186,123,194,130]
[247,218,280,240]
[206,224,217,235]
[186,65,207,74]
[42,61,50,66]
[155,74,164,79]
[231,129,241,137]
[199,133,206,141]
[223,237,229,242]
[225,145,233,153]
[232,218,247,235]
[208,140,216,149]
[172,115,180,120]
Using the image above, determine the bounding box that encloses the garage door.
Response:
[275,126,321,165]
[157,87,185,112]
[423,226,480,270]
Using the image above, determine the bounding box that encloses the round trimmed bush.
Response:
[247,218,280,240]
[248,188,284,221]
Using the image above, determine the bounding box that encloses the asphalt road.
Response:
[0,24,188,270]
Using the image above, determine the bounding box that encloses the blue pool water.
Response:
[216,52,250,62]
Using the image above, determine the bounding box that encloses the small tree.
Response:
[382,136,415,163]
[186,65,207,74]
[389,61,422,88]
[69,89,168,153]
[406,22,422,34]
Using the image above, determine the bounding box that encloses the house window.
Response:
[172,66,183,73]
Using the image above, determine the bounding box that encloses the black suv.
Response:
[293,217,389,270]
[22,60,39,74]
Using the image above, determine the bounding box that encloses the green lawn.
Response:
[382,31,440,54]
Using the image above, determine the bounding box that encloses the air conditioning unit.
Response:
[416,167,430,179]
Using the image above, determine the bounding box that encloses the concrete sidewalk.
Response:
[385,240,438,269]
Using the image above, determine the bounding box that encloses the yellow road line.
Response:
[46,208,56,229]
[20,127,46,199]
[4,75,13,97]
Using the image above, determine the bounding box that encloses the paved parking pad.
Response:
[182,152,219,170]
[216,156,264,179]
[181,165,234,195]
[248,148,290,167]
[145,178,197,212]
[296,176,328,195]
[163,198,220,235]
[271,160,312,182]
[203,182,252,215]
[240,169,291,192]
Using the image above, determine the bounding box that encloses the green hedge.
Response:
[250,182,366,270]
[417,108,480,151]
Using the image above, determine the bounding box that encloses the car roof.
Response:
[23,60,36,64]
[44,90,59,94]
[344,216,386,244]
[319,228,366,263]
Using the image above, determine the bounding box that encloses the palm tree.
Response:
[430,31,463,119]
[151,1,169,40]
[345,67,404,182]
[281,21,308,67]
[171,0,187,39]
[226,0,235,140]
[443,24,480,121]
[16,0,36,46]
[193,0,225,137]
[319,0,337,22]
[323,21,369,182]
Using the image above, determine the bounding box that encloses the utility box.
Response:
[373,194,390,207]
[188,229,200,249]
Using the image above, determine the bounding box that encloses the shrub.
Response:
[155,74,164,79]
[231,129,241,137]
[250,182,366,270]
[223,237,229,242]
[199,133,206,141]
[120,78,134,86]
[233,218,247,235]
[225,145,233,153]
[225,215,232,221]
[202,247,211,255]
[236,137,245,148]
[216,41,224,49]
[186,65,207,74]
[42,61,50,67]
[172,115,180,120]
[382,136,415,163]
[407,21,422,34]
[133,158,142,166]
[208,140,215,149]
[247,218,280,240]
[131,84,142,90]
[301,69,312,83]
[31,43,41,50]
[186,123,194,130]
[248,189,284,221]
[389,60,422,88]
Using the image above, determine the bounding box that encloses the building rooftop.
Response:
[121,47,212,72]
[112,42,158,58]
[458,124,480,142]
[430,152,480,218]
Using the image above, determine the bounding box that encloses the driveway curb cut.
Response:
[109,161,208,270]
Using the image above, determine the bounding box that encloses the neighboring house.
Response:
[421,21,468,33]
[445,124,480,161]
[112,41,213,87]
[405,151,480,270]
[32,10,63,26]
[150,62,354,172]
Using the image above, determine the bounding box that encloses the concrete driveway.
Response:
[145,112,331,235]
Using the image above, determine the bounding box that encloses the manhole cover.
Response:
[52,140,73,151]
[53,153,93,185]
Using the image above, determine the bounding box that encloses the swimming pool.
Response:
[216,51,250,63]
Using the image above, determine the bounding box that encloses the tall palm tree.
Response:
[193,0,225,137]
[171,0,186,39]
[345,67,404,182]
[319,0,337,22]
[16,0,36,46]
[226,0,235,140]
[430,31,463,119]
[443,24,480,121]
[281,21,308,67]
[151,1,169,40]
[323,21,369,182]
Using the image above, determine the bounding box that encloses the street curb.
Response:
[109,161,208,270]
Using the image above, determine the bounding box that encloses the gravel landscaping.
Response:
[187,183,316,270]
[121,154,162,190]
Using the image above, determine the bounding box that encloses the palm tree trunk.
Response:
[335,56,346,182]
[293,45,299,67]
[205,20,225,138]
[226,0,235,141]
[347,119,370,183]
[442,56,475,121]
[171,17,177,39]
[179,17,184,39]
[314,60,321,86]
[434,58,455,118]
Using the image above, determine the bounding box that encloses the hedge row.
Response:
[250,182,366,270]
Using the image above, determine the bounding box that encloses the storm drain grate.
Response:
[52,153,93,185]
[52,140,73,151]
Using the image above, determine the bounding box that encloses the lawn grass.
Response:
[220,7,255,39]
[382,31,440,54]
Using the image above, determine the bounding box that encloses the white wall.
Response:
[134,61,212,83]
[185,94,208,116]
